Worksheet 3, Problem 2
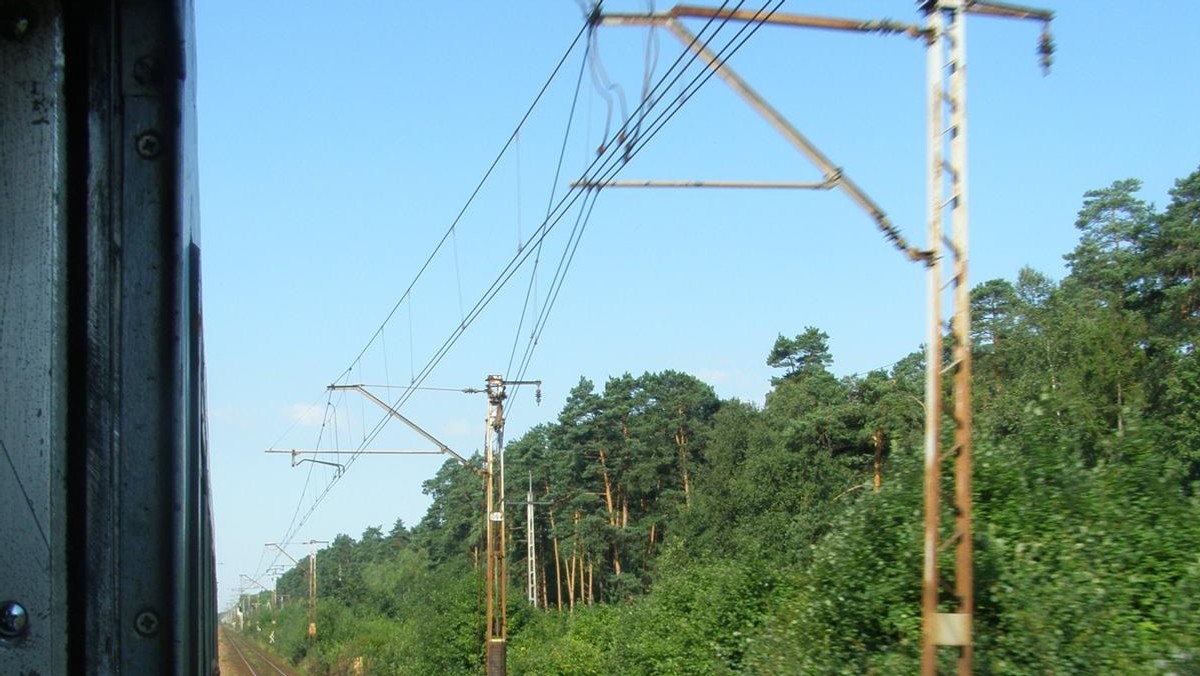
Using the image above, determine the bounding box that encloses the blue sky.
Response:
[196,1,1200,609]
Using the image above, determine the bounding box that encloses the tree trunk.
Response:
[566,552,576,612]
[576,554,585,607]
[1117,380,1125,433]
[1042,338,1059,391]
[873,429,885,493]
[541,560,549,611]
[587,561,594,606]
[567,511,581,611]
[549,511,563,613]
[598,448,617,526]
[676,426,691,506]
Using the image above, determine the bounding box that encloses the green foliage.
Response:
[251,167,1200,675]
[615,555,779,674]
[971,278,1019,350]
[1065,178,1156,303]
[741,450,925,674]
[508,605,621,674]
[1147,167,1200,342]
[505,370,720,604]
[509,553,779,675]
[977,431,1200,673]
[414,456,485,567]
[767,326,832,381]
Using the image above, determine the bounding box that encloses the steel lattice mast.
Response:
[586,4,1052,673]
[921,3,1051,672]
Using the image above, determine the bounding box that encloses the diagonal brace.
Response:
[328,384,483,474]
[590,8,930,264]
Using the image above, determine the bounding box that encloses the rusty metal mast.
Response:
[303,540,328,638]
[586,3,1052,672]
[922,3,1051,673]
[308,542,317,637]
[482,375,541,676]
[319,383,514,661]
[262,540,327,638]
[316,380,542,674]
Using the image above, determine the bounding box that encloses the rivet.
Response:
[0,601,29,641]
[133,55,163,88]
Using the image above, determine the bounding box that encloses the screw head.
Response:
[135,131,162,159]
[0,601,29,641]
[134,609,160,637]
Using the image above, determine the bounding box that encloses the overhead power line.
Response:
[336,21,591,386]
[506,24,594,379]
[350,0,746,450]
[509,0,787,406]
[258,21,594,576]
[368,0,761,425]
[261,0,785,580]
[296,0,773,545]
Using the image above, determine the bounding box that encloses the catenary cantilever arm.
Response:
[327,384,483,474]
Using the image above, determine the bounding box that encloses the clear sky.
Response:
[196,1,1200,609]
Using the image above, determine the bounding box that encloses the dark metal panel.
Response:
[0,1,69,673]
[64,0,213,672]
[114,0,189,666]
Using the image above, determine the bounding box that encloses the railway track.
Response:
[219,627,297,676]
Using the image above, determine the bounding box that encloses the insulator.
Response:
[1038,26,1054,75]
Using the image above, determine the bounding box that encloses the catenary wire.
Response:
[259,22,593,573]
[509,0,781,406]
[334,22,590,385]
[369,0,746,423]
[265,0,774,567]
[506,29,593,378]
[510,188,602,394]
[282,1,750,540]
[506,1,744,392]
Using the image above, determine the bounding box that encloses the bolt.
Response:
[0,601,29,641]
[135,131,162,160]
[133,55,163,88]
[134,609,160,637]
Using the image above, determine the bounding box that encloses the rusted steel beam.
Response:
[672,4,928,39]
[600,5,928,39]
[964,0,1053,22]
[571,179,836,189]
[664,18,927,263]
